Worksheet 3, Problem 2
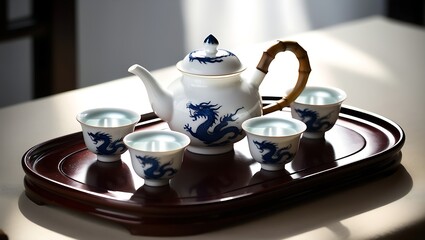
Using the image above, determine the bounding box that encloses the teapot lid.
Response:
[176,34,245,76]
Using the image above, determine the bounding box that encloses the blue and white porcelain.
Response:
[128,34,311,155]
[176,34,245,76]
[289,86,347,139]
[76,108,140,162]
[124,130,190,187]
[242,116,306,171]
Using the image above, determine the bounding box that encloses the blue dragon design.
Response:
[136,155,177,179]
[253,140,293,164]
[184,101,243,146]
[295,108,332,132]
[88,131,126,155]
[189,50,235,64]
[189,34,236,64]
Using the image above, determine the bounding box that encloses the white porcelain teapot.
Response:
[129,34,310,155]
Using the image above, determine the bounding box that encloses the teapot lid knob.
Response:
[204,34,219,55]
[176,34,245,76]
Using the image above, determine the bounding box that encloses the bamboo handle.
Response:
[257,41,311,114]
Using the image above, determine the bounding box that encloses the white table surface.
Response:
[1,16,424,239]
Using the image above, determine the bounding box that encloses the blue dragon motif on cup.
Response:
[295,108,333,132]
[88,131,126,155]
[254,140,293,164]
[136,155,177,179]
[184,101,243,146]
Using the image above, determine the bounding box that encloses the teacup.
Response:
[76,108,140,162]
[124,130,190,187]
[289,86,347,139]
[242,116,306,171]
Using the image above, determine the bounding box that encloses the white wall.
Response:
[0,0,385,107]
[77,0,185,88]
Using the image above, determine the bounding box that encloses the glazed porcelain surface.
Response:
[129,35,310,154]
[290,86,346,139]
[293,86,346,106]
[124,130,190,187]
[242,116,306,171]
[176,34,245,75]
[76,108,140,162]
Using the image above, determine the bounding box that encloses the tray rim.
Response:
[21,103,405,235]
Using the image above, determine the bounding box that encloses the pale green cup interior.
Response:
[295,86,346,105]
[242,117,306,137]
[125,130,190,152]
[77,108,140,127]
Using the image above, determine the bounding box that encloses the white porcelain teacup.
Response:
[242,116,306,171]
[289,86,347,139]
[124,130,190,187]
[76,108,140,162]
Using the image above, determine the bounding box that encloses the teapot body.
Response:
[129,35,311,155]
[167,73,262,154]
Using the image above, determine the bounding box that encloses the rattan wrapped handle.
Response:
[257,41,311,114]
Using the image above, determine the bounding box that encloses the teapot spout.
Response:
[128,64,173,122]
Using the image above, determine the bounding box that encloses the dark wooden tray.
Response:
[22,99,405,236]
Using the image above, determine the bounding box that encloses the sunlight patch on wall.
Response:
[313,34,394,85]
[181,0,313,53]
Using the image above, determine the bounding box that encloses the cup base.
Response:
[261,163,285,171]
[302,132,325,139]
[187,145,234,155]
[144,179,170,187]
[97,154,121,163]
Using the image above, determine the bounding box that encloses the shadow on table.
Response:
[223,164,414,239]
[18,164,413,240]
